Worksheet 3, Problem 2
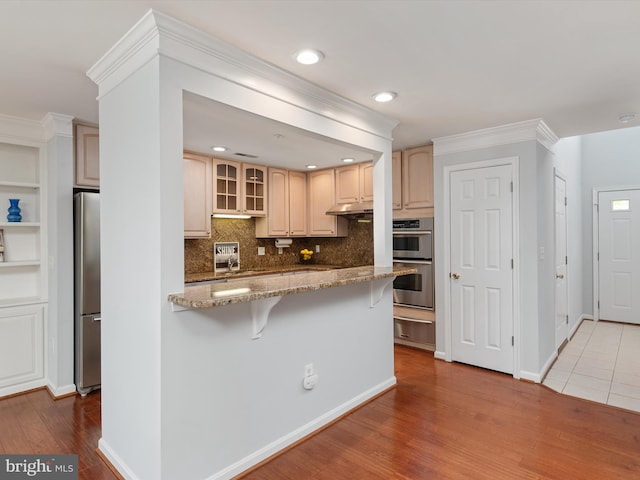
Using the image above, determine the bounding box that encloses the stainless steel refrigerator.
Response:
[74,192,101,396]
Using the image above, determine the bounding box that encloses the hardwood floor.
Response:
[2,346,639,479]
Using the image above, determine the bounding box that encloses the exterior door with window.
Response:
[598,189,640,324]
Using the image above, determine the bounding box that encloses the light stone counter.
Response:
[169,265,415,309]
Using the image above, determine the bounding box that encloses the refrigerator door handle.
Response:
[92,317,102,322]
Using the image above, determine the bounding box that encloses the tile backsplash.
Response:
[185,217,374,275]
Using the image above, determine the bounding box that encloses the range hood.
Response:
[326,201,374,216]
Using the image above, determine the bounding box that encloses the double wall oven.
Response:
[393,217,435,348]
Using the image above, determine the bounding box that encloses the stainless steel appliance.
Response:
[392,260,433,309]
[74,192,101,396]
[392,217,433,260]
[393,217,435,348]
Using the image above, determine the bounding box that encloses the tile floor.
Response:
[543,319,640,413]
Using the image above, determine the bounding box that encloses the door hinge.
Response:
[565,255,568,265]
[564,196,567,206]
[598,300,600,309]
[597,252,599,261]
[566,315,569,324]
[511,336,514,346]
[510,181,513,193]
[511,258,514,269]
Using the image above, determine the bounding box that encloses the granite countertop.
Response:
[170,265,416,309]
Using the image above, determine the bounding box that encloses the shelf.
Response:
[0,181,40,189]
[0,222,40,228]
[0,261,40,268]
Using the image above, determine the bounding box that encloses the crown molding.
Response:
[433,119,559,156]
[87,9,397,141]
[0,113,46,146]
[42,113,74,141]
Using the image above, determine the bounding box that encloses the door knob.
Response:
[451,273,460,280]
[556,274,564,279]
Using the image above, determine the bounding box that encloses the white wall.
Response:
[44,113,75,396]
[552,136,583,333]
[91,10,396,480]
[580,126,640,315]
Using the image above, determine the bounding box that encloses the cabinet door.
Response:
[184,153,212,238]
[335,164,360,204]
[75,124,100,188]
[308,169,347,236]
[392,151,402,210]
[288,170,307,236]
[267,168,289,237]
[213,159,242,214]
[243,163,267,216]
[0,304,44,392]
[360,162,374,203]
[402,145,433,209]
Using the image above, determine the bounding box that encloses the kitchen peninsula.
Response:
[171,265,415,308]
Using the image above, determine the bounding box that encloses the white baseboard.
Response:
[47,382,77,398]
[570,315,592,338]
[98,438,141,480]
[0,379,46,399]
[208,376,397,480]
[520,349,558,384]
[434,350,447,361]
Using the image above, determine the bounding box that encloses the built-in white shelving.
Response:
[0,140,46,396]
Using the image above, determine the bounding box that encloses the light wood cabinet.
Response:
[256,168,307,237]
[183,153,212,238]
[392,151,402,210]
[212,158,242,214]
[308,169,347,237]
[335,162,373,204]
[75,123,100,188]
[393,145,434,217]
[242,163,267,216]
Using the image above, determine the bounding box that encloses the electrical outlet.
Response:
[257,246,265,256]
[315,245,320,253]
[304,363,314,377]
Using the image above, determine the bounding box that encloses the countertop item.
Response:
[170,265,416,309]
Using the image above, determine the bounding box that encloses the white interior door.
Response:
[554,173,568,348]
[450,164,514,374]
[598,189,640,324]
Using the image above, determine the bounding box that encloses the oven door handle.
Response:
[393,259,432,265]
[393,316,434,324]
[392,231,432,235]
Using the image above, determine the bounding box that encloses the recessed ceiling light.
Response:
[212,146,227,152]
[306,164,318,169]
[342,158,355,163]
[618,113,636,124]
[372,91,397,103]
[294,49,324,65]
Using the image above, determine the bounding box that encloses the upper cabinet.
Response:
[184,153,212,238]
[75,123,100,188]
[256,168,307,238]
[242,163,267,216]
[335,162,373,204]
[213,159,242,215]
[393,144,434,217]
[308,169,347,237]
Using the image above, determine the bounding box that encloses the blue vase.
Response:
[7,198,22,222]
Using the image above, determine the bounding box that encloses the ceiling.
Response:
[2,0,640,169]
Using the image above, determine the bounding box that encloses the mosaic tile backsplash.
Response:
[185,217,374,275]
